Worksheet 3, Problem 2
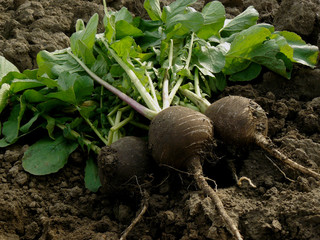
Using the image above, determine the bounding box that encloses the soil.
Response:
[1,0,320,239]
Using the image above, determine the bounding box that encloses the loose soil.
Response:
[1,0,320,239]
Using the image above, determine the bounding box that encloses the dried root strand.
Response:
[119,190,149,240]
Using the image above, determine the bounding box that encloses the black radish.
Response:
[98,136,153,194]
[205,96,320,181]
[149,106,243,240]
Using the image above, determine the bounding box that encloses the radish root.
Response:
[255,133,320,181]
[187,157,243,240]
[120,190,149,240]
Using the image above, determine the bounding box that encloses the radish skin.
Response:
[205,96,320,181]
[98,136,153,194]
[149,106,243,240]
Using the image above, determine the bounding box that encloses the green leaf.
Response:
[276,31,319,68]
[0,83,10,115]
[162,0,197,23]
[229,62,262,81]
[224,26,293,78]
[220,6,259,38]
[20,112,40,133]
[103,14,116,43]
[194,41,225,74]
[76,19,85,32]
[47,72,94,105]
[45,116,55,139]
[136,30,162,50]
[22,135,78,175]
[84,156,102,192]
[166,12,204,33]
[37,49,84,79]
[111,36,135,59]
[70,13,99,56]
[144,0,162,21]
[114,7,133,23]
[37,99,68,113]
[197,1,225,39]
[22,89,47,103]
[210,72,226,92]
[77,40,96,66]
[115,20,144,39]
[0,100,26,146]
[1,71,28,85]
[0,56,19,83]
[271,33,294,61]
[90,54,110,77]
[224,26,272,75]
[10,79,46,93]
[165,23,189,39]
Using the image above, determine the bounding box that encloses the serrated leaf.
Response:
[84,157,102,192]
[22,135,78,175]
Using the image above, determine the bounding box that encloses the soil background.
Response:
[1,0,320,239]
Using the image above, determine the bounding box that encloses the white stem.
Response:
[104,42,161,113]
[145,70,160,108]
[194,68,201,97]
[168,76,183,105]
[179,88,210,113]
[162,39,174,109]
[185,32,194,70]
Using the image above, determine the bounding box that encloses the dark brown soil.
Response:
[1,0,320,239]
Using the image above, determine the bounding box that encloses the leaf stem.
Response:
[179,88,210,113]
[185,32,195,70]
[194,68,201,97]
[102,40,162,113]
[167,33,195,105]
[134,58,159,109]
[77,107,109,146]
[162,39,174,109]
[56,123,101,154]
